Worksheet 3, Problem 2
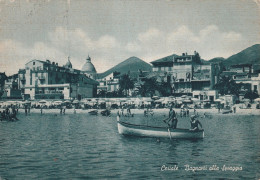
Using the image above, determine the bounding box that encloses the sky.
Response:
[0,0,259,75]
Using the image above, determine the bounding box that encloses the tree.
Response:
[244,91,259,103]
[97,89,106,97]
[214,76,241,96]
[157,80,172,96]
[119,74,134,96]
[137,77,159,97]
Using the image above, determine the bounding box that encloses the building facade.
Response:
[222,64,260,95]
[97,72,120,93]
[18,58,98,100]
[150,51,219,99]
[2,74,22,99]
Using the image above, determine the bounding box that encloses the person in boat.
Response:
[127,106,131,116]
[165,107,178,129]
[190,115,202,131]
[121,108,124,116]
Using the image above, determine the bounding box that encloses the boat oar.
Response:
[168,128,172,140]
[163,118,172,139]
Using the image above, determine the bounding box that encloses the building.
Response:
[221,63,260,96]
[97,71,120,93]
[150,51,219,100]
[2,74,22,99]
[81,55,97,80]
[0,72,7,93]
[18,58,98,100]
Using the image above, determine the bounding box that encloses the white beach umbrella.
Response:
[254,98,260,102]
[39,100,47,104]
[72,99,79,104]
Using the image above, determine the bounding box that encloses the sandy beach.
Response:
[3,105,259,116]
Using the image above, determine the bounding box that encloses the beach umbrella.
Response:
[72,99,79,104]
[254,98,260,102]
[99,100,106,103]
[54,100,63,104]
[142,97,153,102]
[39,100,47,104]
[243,98,250,102]
[214,99,222,102]
[176,100,183,104]
[155,98,164,103]
[183,99,192,103]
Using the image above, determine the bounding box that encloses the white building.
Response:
[19,58,98,100]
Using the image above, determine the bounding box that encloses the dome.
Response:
[81,56,97,73]
[64,56,72,68]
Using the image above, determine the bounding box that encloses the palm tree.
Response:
[158,80,172,96]
[138,77,159,97]
[214,76,241,96]
[119,74,134,96]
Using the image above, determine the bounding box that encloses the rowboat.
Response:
[101,109,111,116]
[88,110,98,115]
[117,116,204,139]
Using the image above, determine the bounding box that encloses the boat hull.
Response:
[117,116,204,139]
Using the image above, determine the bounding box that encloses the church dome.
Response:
[81,56,96,73]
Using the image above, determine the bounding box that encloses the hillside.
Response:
[223,44,260,66]
[208,57,225,63]
[97,56,152,79]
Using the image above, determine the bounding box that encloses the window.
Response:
[254,85,257,92]
[33,62,35,65]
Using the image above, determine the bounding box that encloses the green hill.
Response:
[208,57,225,64]
[97,56,152,79]
[223,44,260,66]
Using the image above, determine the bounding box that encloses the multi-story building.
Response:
[97,71,120,93]
[18,58,98,100]
[150,51,219,100]
[2,74,22,99]
[0,72,7,93]
[222,64,260,96]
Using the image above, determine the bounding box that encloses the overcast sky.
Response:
[0,0,259,75]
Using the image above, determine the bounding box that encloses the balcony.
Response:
[38,76,46,80]
[174,88,192,93]
[35,90,63,95]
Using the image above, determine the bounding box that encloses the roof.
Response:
[150,54,178,64]
[81,56,97,72]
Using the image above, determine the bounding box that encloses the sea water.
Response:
[0,110,259,179]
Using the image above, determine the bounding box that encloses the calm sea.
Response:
[0,110,259,179]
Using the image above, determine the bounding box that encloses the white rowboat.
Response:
[117,116,204,139]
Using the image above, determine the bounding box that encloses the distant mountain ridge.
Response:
[207,44,260,66]
[97,56,152,79]
[97,44,260,80]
